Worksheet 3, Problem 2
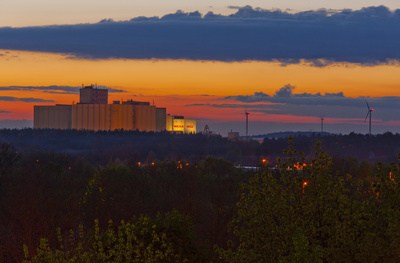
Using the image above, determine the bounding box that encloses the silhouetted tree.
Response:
[218,139,399,262]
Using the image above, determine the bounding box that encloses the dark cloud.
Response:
[161,10,202,21]
[0,6,400,64]
[0,85,126,94]
[0,96,54,103]
[223,85,353,106]
[275,85,294,98]
[187,85,400,122]
[0,110,12,113]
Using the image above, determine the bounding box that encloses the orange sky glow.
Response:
[1,49,400,133]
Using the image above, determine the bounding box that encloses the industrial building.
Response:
[34,85,196,133]
[228,131,240,140]
[79,85,108,104]
[166,115,197,134]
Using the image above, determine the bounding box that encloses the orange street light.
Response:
[302,181,308,194]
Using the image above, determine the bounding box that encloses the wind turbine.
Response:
[245,110,250,138]
[321,117,324,133]
[364,99,374,136]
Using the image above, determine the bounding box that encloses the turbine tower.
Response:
[321,117,324,133]
[245,111,250,138]
[364,99,374,136]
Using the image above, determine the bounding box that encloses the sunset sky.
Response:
[1,1,400,136]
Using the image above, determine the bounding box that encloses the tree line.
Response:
[2,129,400,164]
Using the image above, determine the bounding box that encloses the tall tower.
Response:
[245,111,250,138]
[321,117,324,133]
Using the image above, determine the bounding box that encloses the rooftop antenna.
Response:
[245,110,250,138]
[364,99,374,136]
[204,124,210,135]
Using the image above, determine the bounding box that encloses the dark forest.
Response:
[1,129,400,262]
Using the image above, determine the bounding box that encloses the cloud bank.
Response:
[0,6,400,64]
[187,84,400,122]
[0,85,126,94]
[0,96,54,103]
[223,85,400,110]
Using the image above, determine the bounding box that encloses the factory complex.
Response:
[33,85,196,134]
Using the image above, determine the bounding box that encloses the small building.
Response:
[166,115,196,134]
[228,131,240,140]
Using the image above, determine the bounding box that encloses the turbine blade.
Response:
[364,111,370,123]
[365,99,370,110]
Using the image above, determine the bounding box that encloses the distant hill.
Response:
[0,119,33,129]
[0,129,399,164]
[251,131,333,140]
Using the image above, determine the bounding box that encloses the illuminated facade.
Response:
[70,103,156,131]
[34,104,72,130]
[34,86,194,133]
[166,115,197,134]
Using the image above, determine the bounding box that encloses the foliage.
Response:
[0,142,20,181]
[218,137,400,263]
[23,210,196,263]
[0,152,92,263]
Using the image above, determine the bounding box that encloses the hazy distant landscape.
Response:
[1,129,399,164]
[0,120,32,129]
